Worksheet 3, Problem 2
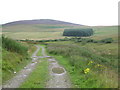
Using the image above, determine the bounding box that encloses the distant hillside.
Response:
[2,19,88,40]
[3,19,83,26]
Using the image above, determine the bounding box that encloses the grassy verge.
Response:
[2,44,36,83]
[2,36,36,83]
[51,55,118,88]
[20,58,49,88]
[45,41,118,88]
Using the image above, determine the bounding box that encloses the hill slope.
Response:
[2,19,87,40]
[3,19,83,26]
[2,19,117,41]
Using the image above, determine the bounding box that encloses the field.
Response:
[91,26,118,41]
[3,24,117,40]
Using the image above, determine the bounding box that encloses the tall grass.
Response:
[46,42,118,88]
[2,35,32,82]
[2,35,28,55]
[47,43,117,69]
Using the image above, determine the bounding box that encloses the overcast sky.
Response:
[1,0,119,26]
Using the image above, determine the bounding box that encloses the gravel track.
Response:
[2,46,41,88]
[2,45,71,88]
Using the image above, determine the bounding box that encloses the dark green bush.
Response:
[74,38,95,43]
[100,38,113,43]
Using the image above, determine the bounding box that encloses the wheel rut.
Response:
[46,58,71,88]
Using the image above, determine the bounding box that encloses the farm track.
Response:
[2,45,42,88]
[2,45,71,88]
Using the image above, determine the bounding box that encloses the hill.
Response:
[2,19,118,41]
[2,19,88,40]
[3,19,83,26]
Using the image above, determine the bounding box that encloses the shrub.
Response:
[74,38,95,43]
[100,38,113,43]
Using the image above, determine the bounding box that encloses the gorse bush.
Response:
[2,35,28,55]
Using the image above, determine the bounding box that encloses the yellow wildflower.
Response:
[88,61,93,65]
[84,68,90,74]
[90,61,93,63]
[97,64,102,67]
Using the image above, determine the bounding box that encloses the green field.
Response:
[2,24,118,41]
[91,26,118,40]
